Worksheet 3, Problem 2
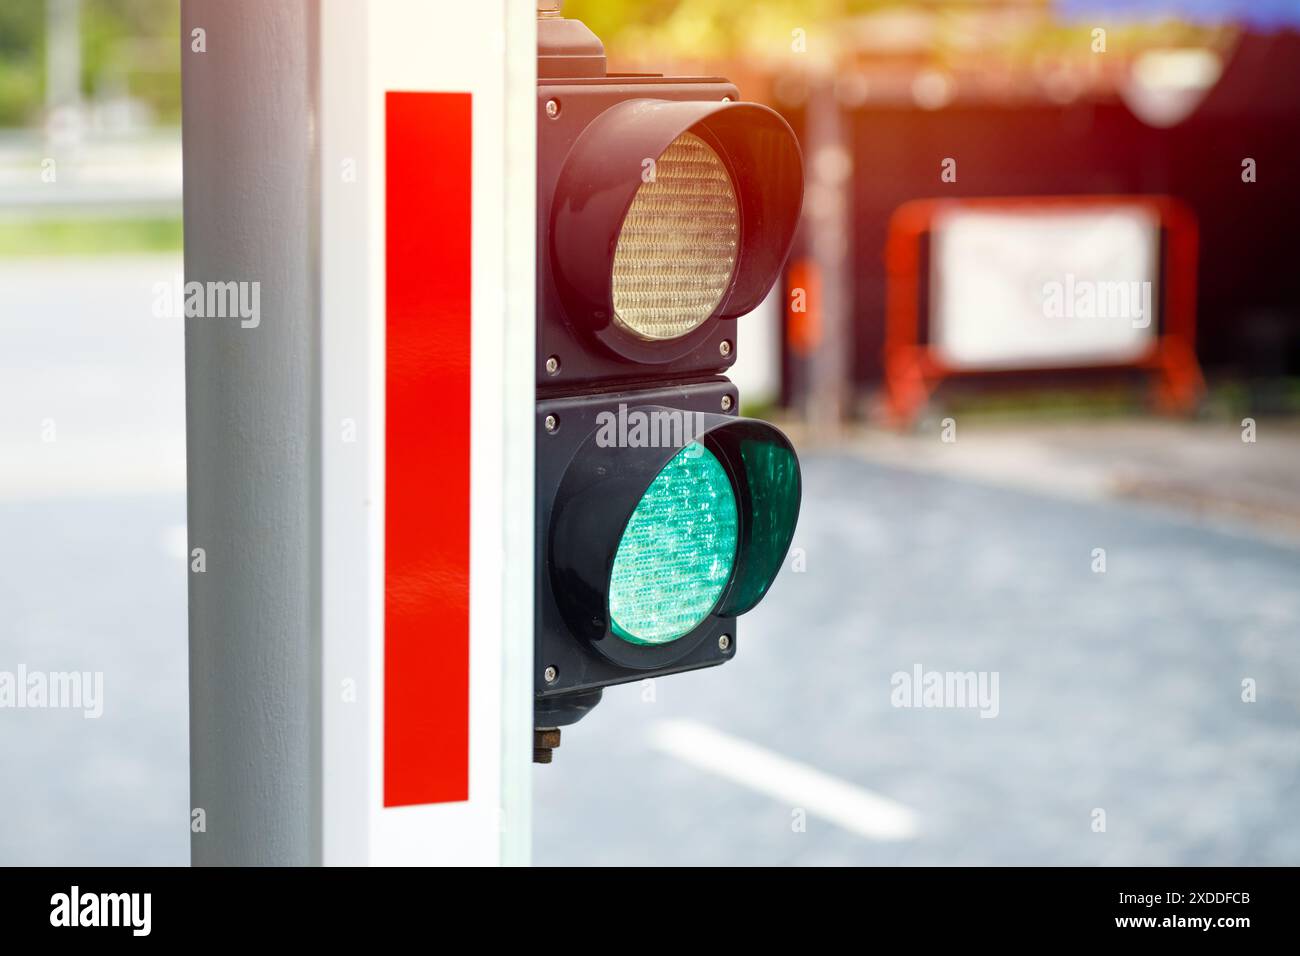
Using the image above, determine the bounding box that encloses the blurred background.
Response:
[2,0,1298,865]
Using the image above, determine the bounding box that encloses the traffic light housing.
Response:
[535,12,803,736]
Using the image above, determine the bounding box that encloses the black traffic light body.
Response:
[534,15,803,733]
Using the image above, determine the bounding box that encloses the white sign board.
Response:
[930,207,1160,369]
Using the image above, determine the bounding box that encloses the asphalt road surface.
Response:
[3,257,1298,865]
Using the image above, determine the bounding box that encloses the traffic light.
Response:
[535,11,804,748]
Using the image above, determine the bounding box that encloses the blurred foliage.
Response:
[0,1,1236,127]
[82,0,182,121]
[564,0,859,63]
[0,4,43,125]
[0,0,180,127]
[562,0,1229,69]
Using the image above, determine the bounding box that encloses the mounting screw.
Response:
[718,634,732,652]
[722,96,732,103]
[545,355,561,376]
[545,99,560,119]
[544,414,559,433]
[719,340,733,358]
[721,395,734,412]
[543,665,559,684]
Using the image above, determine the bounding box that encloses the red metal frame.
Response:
[882,194,1205,426]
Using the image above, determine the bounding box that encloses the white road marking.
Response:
[648,718,919,841]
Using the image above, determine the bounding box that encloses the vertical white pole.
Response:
[46,0,82,114]
[182,0,321,865]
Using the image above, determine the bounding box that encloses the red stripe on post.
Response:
[384,91,472,806]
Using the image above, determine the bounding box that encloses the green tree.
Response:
[0,0,181,128]
[0,2,44,125]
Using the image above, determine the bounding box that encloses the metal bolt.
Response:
[545,99,560,119]
[719,340,733,357]
[545,355,560,375]
[721,395,734,412]
[533,728,561,764]
[721,96,732,103]
[718,634,732,651]
[544,414,559,433]
[544,665,559,684]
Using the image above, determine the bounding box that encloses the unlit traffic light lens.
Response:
[611,131,739,341]
[608,441,738,644]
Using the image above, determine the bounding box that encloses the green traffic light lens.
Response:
[609,442,738,645]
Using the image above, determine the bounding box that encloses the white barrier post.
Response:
[183,0,535,866]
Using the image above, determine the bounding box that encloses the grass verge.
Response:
[0,216,183,256]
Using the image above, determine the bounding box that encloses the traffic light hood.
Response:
[548,408,801,669]
[550,98,804,359]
